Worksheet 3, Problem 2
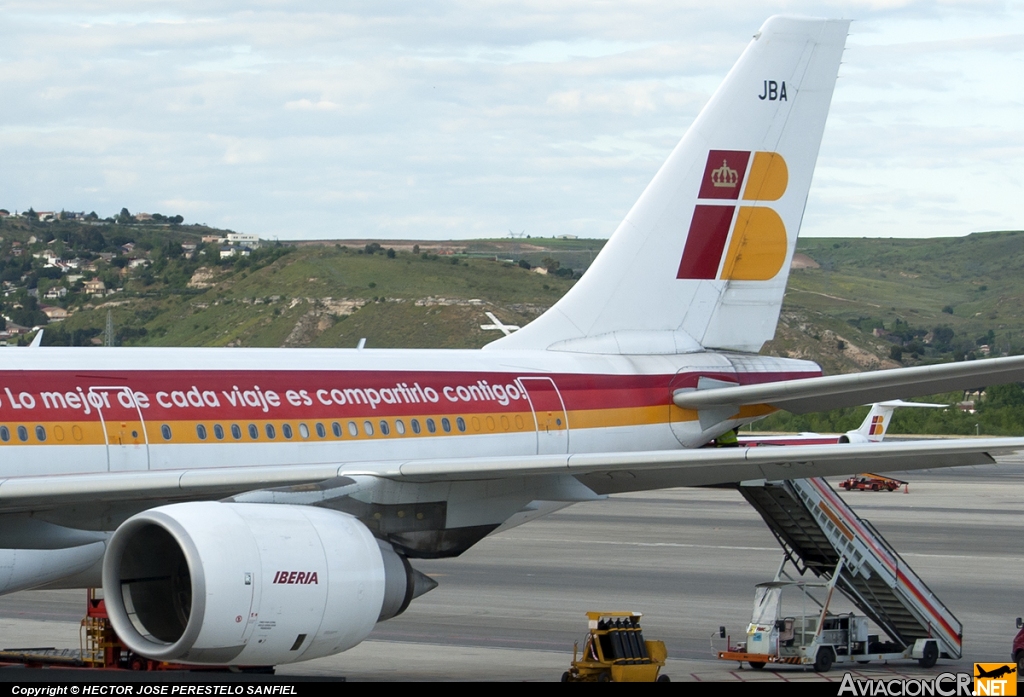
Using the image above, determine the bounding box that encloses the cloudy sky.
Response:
[2,1,1022,241]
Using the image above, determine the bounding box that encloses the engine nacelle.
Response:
[839,432,870,444]
[103,502,431,665]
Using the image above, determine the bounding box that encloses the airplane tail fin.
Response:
[854,403,899,443]
[851,400,948,443]
[488,16,849,354]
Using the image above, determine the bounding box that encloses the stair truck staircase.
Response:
[737,477,962,659]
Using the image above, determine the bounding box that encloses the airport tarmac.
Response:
[0,458,1021,682]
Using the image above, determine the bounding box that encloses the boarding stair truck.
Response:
[723,477,961,670]
[718,558,941,671]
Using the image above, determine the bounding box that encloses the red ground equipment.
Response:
[838,473,907,493]
[0,589,250,671]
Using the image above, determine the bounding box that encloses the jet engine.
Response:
[838,432,870,444]
[102,502,435,665]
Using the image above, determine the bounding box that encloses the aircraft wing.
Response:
[674,354,1024,414]
[384,438,1024,494]
[2,438,1021,509]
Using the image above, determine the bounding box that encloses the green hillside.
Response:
[129,246,575,350]
[0,215,582,350]
[4,212,1022,370]
[789,232,1024,359]
[4,212,1024,434]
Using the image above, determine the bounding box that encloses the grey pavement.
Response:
[0,458,1021,681]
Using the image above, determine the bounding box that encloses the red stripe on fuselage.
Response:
[0,369,819,421]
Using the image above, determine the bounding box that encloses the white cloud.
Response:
[284,99,342,111]
[1,1,1022,239]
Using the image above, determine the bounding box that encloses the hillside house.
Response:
[41,306,70,322]
[84,279,106,296]
[226,233,260,249]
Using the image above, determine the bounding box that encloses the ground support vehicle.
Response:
[717,559,940,672]
[839,473,908,492]
[0,590,258,672]
[562,612,669,682]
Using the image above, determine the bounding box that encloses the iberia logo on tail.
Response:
[677,149,788,281]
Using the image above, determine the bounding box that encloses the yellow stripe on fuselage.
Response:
[0,403,777,446]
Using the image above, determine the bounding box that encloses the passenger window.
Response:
[348,421,358,437]
[299,423,310,439]
[395,419,406,435]
[231,424,242,440]
[282,424,293,439]
[197,424,208,440]
[17,426,28,442]
[0,426,9,442]
[214,424,225,440]
[161,424,172,441]
[411,419,421,434]
[456,417,466,432]
[265,424,276,439]
[363,421,374,436]
[316,423,327,438]
[441,418,451,433]
[426,418,436,433]
[332,421,342,438]
[248,424,259,439]
[35,425,46,442]
[379,420,390,436]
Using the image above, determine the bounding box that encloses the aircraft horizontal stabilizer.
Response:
[674,354,1024,414]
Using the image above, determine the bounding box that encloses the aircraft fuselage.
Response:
[0,346,819,477]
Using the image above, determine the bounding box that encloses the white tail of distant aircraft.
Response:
[741,400,948,446]
[845,400,948,443]
[2,17,1024,668]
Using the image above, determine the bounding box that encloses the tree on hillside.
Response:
[984,383,1024,409]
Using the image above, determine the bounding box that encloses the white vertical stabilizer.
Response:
[488,17,849,354]
[852,400,948,443]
